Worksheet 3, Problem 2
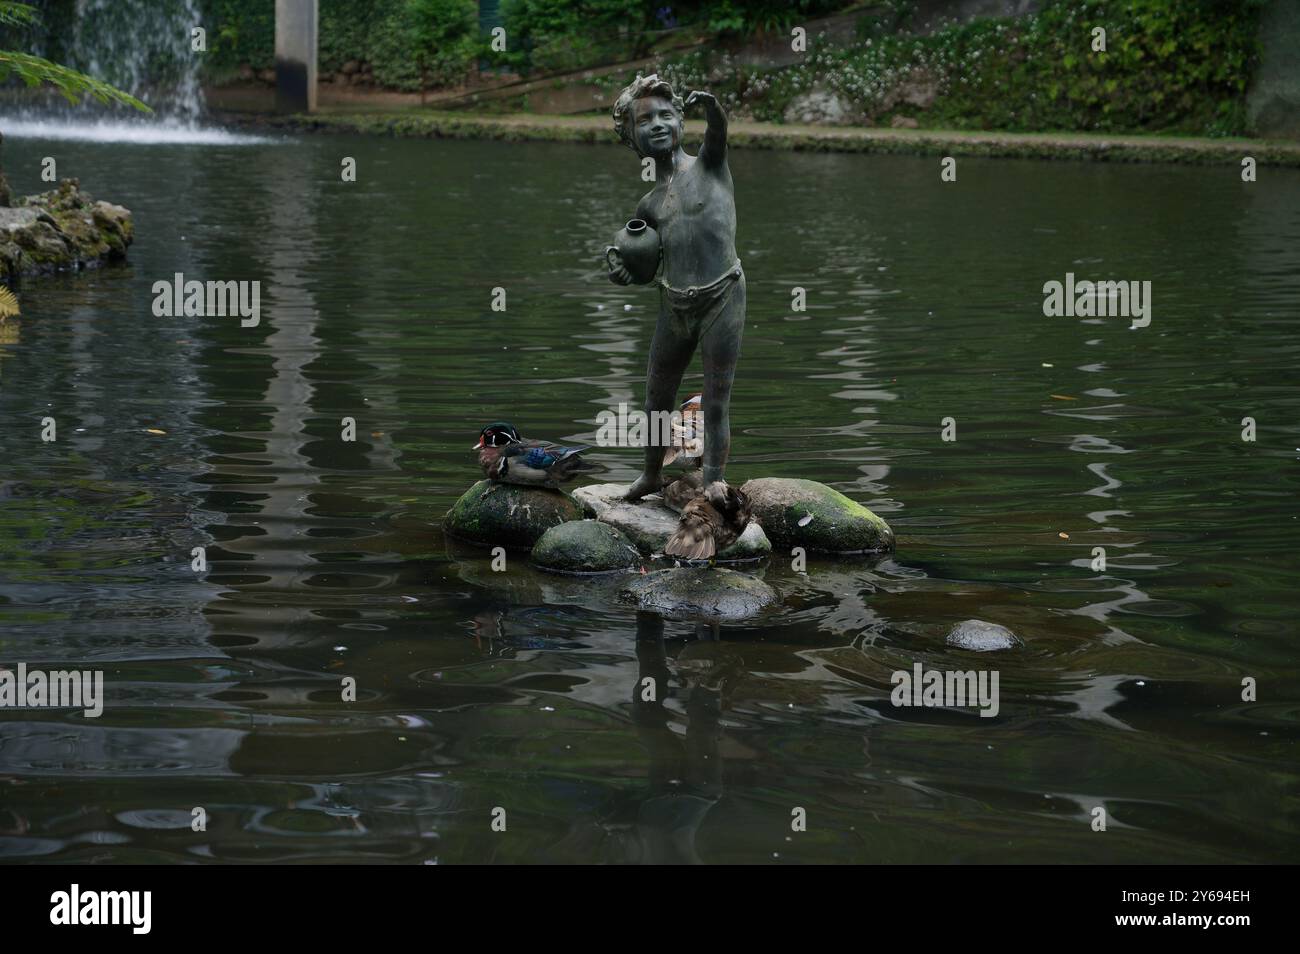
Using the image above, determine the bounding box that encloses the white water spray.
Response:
[5,0,268,145]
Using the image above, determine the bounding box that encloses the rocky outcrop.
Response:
[783,88,860,125]
[1,179,134,281]
[882,69,939,112]
[443,479,584,549]
[741,477,894,555]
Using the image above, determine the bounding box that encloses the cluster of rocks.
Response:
[443,475,895,622]
[235,61,378,88]
[782,69,939,129]
[0,178,133,281]
[321,60,378,87]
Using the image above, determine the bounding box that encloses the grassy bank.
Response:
[240,109,1300,166]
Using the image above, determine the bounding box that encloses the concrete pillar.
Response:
[275,0,318,114]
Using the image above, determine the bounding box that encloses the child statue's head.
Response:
[612,73,684,158]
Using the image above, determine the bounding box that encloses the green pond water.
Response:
[0,131,1297,863]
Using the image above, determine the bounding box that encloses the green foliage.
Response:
[7,0,1261,135]
[639,0,1266,137]
[0,1,37,27]
[497,0,657,73]
[203,0,480,90]
[493,0,841,72]
[705,0,842,36]
[0,1,150,111]
[377,0,479,89]
[203,0,274,74]
[408,0,480,83]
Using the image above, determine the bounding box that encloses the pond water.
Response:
[1,130,1297,863]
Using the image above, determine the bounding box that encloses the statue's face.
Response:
[631,95,681,158]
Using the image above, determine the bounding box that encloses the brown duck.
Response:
[660,471,703,513]
[664,480,752,561]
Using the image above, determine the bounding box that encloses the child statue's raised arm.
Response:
[686,90,728,168]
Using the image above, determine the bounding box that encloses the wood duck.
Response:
[664,480,752,561]
[663,393,703,469]
[474,422,598,489]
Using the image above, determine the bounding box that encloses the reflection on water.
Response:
[0,134,1297,863]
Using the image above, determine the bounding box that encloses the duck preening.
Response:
[474,422,600,489]
[664,480,752,561]
[660,471,703,513]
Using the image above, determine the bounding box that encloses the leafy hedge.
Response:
[495,0,845,73]
[636,0,1266,136]
[202,0,476,90]
[199,0,849,81]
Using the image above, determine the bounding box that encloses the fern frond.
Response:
[0,51,152,112]
[0,3,38,29]
[0,286,20,319]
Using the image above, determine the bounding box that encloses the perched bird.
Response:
[660,471,703,513]
[664,480,752,561]
[662,393,703,469]
[473,421,598,489]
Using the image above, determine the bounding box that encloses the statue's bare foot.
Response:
[624,473,661,501]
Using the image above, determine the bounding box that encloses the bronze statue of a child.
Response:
[607,74,744,501]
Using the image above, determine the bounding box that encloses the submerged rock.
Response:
[1,179,134,280]
[623,567,778,621]
[447,542,631,609]
[531,519,641,575]
[947,619,1022,652]
[741,477,893,555]
[443,479,583,549]
[573,482,770,562]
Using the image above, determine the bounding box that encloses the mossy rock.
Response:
[443,479,583,549]
[741,477,894,555]
[573,482,771,562]
[531,519,641,575]
[0,181,134,280]
[622,567,779,621]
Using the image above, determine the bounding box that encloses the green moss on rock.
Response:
[742,477,894,555]
[0,179,134,281]
[531,519,641,575]
[443,479,583,549]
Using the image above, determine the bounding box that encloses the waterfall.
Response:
[70,0,207,123]
[3,0,266,144]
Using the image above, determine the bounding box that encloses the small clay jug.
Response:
[605,219,660,284]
